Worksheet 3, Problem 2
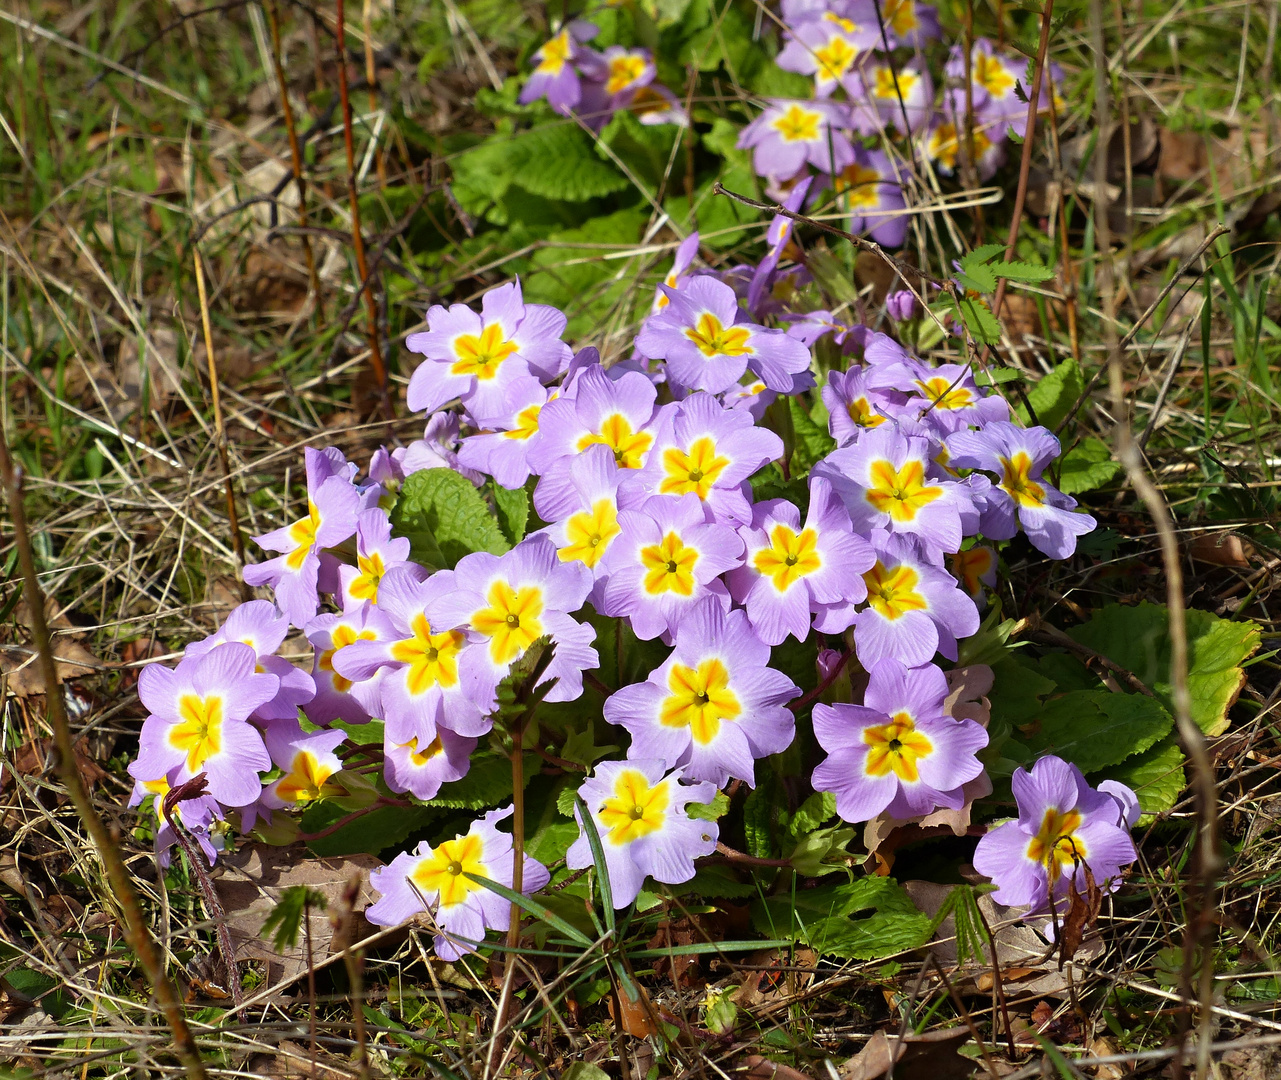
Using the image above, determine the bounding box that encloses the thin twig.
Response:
[192,249,252,600]
[1138,314,1198,452]
[989,0,1055,322]
[1088,6,1220,1079]
[267,0,322,313]
[0,434,207,1080]
[334,0,390,417]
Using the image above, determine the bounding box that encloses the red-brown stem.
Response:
[162,776,245,1019]
[0,434,206,1079]
[789,648,854,712]
[990,0,1055,323]
[267,0,322,315]
[335,0,390,417]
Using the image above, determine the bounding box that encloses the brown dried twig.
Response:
[192,248,253,600]
[334,0,390,417]
[0,432,207,1080]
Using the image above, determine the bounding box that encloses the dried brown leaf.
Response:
[838,1026,971,1080]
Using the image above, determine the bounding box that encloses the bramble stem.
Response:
[0,431,207,1080]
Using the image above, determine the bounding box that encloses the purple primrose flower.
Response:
[636,275,812,396]
[366,806,551,959]
[737,99,855,178]
[518,21,601,115]
[261,721,348,810]
[973,756,1137,915]
[605,599,799,787]
[132,643,276,808]
[812,658,988,822]
[729,475,876,644]
[406,280,571,420]
[457,376,557,490]
[947,421,1096,559]
[567,760,720,908]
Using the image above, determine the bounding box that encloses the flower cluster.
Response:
[124,29,1130,960]
[733,0,1064,247]
[519,21,688,130]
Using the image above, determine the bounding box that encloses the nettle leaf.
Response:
[391,468,509,568]
[752,877,932,960]
[1068,602,1261,736]
[489,480,528,545]
[425,753,531,810]
[1059,436,1122,496]
[954,294,1003,344]
[1099,735,1186,820]
[1019,689,1174,774]
[301,803,437,857]
[787,396,836,475]
[1017,357,1083,432]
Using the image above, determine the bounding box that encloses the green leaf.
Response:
[1068,602,1261,736]
[301,803,437,857]
[1017,357,1083,432]
[786,791,836,836]
[599,108,685,189]
[742,772,784,859]
[963,242,1008,265]
[454,124,629,205]
[1099,735,1186,820]
[688,791,730,822]
[391,468,509,568]
[1019,689,1174,773]
[752,877,932,960]
[526,820,579,866]
[787,823,857,877]
[425,753,527,809]
[996,259,1056,284]
[787,396,836,475]
[260,885,328,950]
[1058,436,1122,495]
[954,294,1003,344]
[490,481,528,545]
[988,653,1059,727]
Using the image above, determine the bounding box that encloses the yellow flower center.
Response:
[450,323,518,381]
[285,500,321,571]
[598,769,671,845]
[576,413,654,469]
[659,436,731,500]
[974,51,1016,98]
[640,531,700,596]
[412,833,488,908]
[1026,808,1087,879]
[847,396,887,428]
[389,612,465,694]
[874,67,918,100]
[504,401,544,441]
[835,162,883,211]
[535,30,572,75]
[862,560,929,621]
[949,547,994,595]
[319,624,376,694]
[927,123,994,172]
[863,711,933,781]
[605,54,647,94]
[753,524,822,592]
[1000,451,1046,508]
[349,550,387,603]
[684,312,754,358]
[915,376,974,411]
[814,35,858,81]
[401,735,444,767]
[772,103,822,143]
[864,459,943,522]
[660,658,740,745]
[882,0,919,35]
[170,693,225,773]
[274,750,339,805]
[472,581,545,665]
[823,11,860,33]
[559,499,622,568]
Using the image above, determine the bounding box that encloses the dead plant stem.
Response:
[990,0,1054,322]
[192,249,252,600]
[1089,4,1220,1078]
[266,0,322,313]
[335,0,390,417]
[0,433,207,1080]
